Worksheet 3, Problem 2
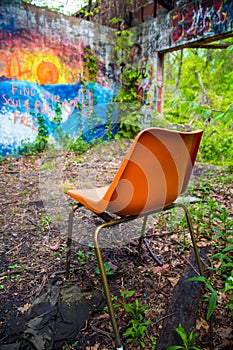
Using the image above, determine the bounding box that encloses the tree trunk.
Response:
[175,49,183,94]
[198,72,209,106]
[156,247,209,350]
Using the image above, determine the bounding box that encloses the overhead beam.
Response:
[190,43,233,49]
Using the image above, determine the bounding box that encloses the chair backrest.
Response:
[104,127,203,216]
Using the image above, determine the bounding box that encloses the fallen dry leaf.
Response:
[17,303,31,314]
[152,263,170,274]
[49,242,60,251]
[167,276,179,287]
[108,261,119,271]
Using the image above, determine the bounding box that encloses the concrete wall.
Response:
[0,0,117,156]
[0,0,159,156]
[88,0,233,51]
[1,0,232,156]
[81,0,162,28]
[165,0,233,50]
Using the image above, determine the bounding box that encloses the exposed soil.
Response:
[0,140,232,350]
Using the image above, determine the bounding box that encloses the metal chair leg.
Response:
[137,215,148,252]
[94,223,124,350]
[174,203,204,276]
[66,204,80,280]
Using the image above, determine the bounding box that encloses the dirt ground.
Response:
[0,140,232,350]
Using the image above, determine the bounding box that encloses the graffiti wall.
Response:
[169,0,233,46]
[0,0,118,156]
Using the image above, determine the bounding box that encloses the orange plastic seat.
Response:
[66,127,203,350]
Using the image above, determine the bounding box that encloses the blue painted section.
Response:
[0,79,117,156]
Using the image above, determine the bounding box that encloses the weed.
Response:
[150,335,157,349]
[122,293,152,348]
[94,262,115,275]
[40,215,52,230]
[22,189,30,195]
[178,236,191,254]
[212,207,233,245]
[40,160,57,170]
[76,250,90,266]
[107,290,152,348]
[77,246,95,266]
[187,276,217,320]
[73,157,84,164]
[9,263,20,269]
[167,323,201,350]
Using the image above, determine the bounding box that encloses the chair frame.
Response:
[65,127,204,349]
[65,201,203,350]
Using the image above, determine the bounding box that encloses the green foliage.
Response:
[111,24,143,138]
[114,104,141,138]
[113,29,134,64]
[65,137,89,154]
[83,47,98,80]
[162,103,233,166]
[56,131,89,154]
[184,167,233,318]
[117,70,141,103]
[164,43,233,167]
[167,324,201,350]
[77,0,101,18]
[198,124,233,166]
[209,206,233,314]
[19,113,49,155]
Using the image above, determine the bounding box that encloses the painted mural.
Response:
[169,0,233,46]
[0,3,117,156]
[127,43,157,108]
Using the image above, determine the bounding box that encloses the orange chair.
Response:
[66,127,204,350]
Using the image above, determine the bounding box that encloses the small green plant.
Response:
[39,159,57,171]
[123,297,152,348]
[8,163,13,171]
[210,244,233,315]
[76,245,95,266]
[40,215,52,230]
[187,276,217,320]
[178,236,191,253]
[212,207,233,245]
[222,271,233,315]
[150,335,157,349]
[104,288,152,349]
[76,250,91,265]
[22,189,30,195]
[113,290,152,348]
[0,155,6,165]
[94,262,115,275]
[167,324,201,350]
